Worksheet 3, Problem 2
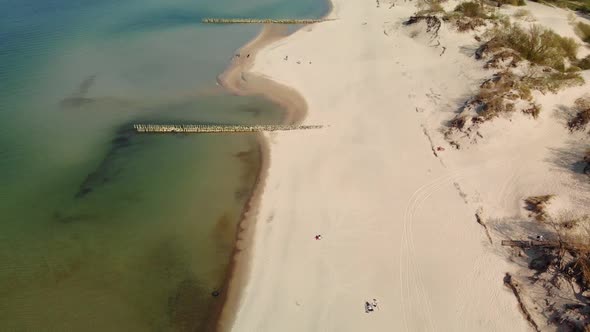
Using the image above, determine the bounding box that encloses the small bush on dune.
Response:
[578,55,590,70]
[577,22,590,43]
[568,97,590,131]
[499,0,526,5]
[562,230,590,287]
[490,24,579,70]
[558,36,579,60]
[522,71,584,93]
[454,16,487,31]
[530,0,590,13]
[525,195,554,221]
[513,9,533,19]
[574,255,590,287]
[445,2,511,32]
[416,0,446,14]
[454,1,486,18]
[464,71,542,120]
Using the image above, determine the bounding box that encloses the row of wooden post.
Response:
[201,18,331,24]
[133,124,323,133]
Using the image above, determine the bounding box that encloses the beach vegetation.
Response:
[456,71,539,121]
[577,55,590,70]
[443,1,512,32]
[416,0,445,14]
[584,149,590,174]
[525,195,554,221]
[486,24,580,70]
[454,1,487,18]
[452,16,487,31]
[498,0,526,6]
[522,70,584,93]
[530,0,590,13]
[513,9,534,20]
[576,21,590,43]
[559,224,590,287]
[568,97,590,131]
[404,15,442,37]
[508,210,590,330]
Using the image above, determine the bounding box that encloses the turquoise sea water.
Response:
[0,0,328,330]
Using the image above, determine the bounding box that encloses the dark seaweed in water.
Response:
[60,74,97,108]
[74,114,212,199]
[75,126,136,198]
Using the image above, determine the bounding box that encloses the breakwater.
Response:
[202,18,331,24]
[134,124,323,133]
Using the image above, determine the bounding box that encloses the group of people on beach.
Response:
[365,299,379,313]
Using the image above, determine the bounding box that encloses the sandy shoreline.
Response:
[217,24,309,125]
[218,0,590,330]
[214,23,318,332]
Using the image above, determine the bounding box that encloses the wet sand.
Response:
[213,24,310,332]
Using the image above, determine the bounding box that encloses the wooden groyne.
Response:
[201,18,332,24]
[134,124,323,134]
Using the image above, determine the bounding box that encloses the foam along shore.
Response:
[225,0,590,331]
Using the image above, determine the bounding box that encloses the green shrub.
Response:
[559,36,580,60]
[492,24,580,70]
[567,65,582,72]
[454,2,485,17]
[513,9,532,18]
[530,0,590,13]
[499,0,526,5]
[416,0,445,14]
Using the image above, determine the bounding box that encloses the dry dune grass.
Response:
[415,0,445,15]
[513,9,535,21]
[525,195,554,221]
[568,97,590,132]
[447,23,585,135]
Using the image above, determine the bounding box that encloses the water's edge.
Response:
[214,2,334,330]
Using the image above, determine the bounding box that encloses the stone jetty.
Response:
[133,124,324,133]
[201,18,332,24]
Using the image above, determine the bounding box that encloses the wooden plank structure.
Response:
[201,18,333,24]
[501,240,562,249]
[133,124,323,134]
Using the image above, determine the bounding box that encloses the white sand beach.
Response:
[222,0,590,330]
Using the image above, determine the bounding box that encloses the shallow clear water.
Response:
[0,0,328,330]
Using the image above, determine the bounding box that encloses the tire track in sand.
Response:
[399,168,477,331]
